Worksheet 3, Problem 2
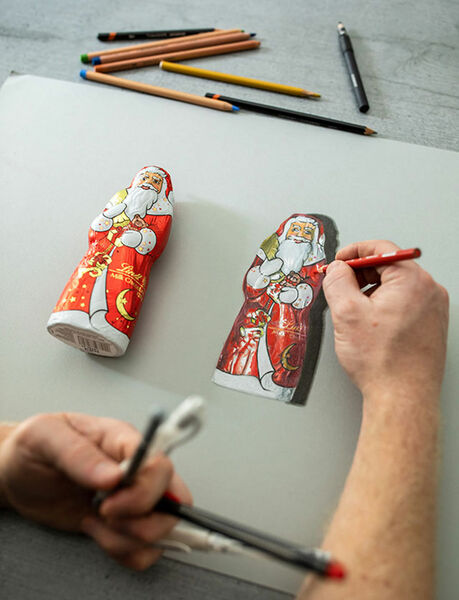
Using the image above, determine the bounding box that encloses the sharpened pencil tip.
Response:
[231,105,240,112]
[364,127,377,135]
[250,33,257,37]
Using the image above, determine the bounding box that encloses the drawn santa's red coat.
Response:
[47,166,174,357]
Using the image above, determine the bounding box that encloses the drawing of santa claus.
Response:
[213,214,327,402]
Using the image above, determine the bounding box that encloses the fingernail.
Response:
[93,461,122,484]
[326,261,340,274]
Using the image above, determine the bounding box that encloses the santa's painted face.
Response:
[286,221,315,243]
[136,172,163,193]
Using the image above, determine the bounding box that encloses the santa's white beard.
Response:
[276,239,312,274]
[124,186,158,220]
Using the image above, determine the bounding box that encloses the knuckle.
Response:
[438,284,449,305]
[332,298,361,323]
[378,239,400,250]
[14,413,56,446]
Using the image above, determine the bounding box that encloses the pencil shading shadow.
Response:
[291,215,338,405]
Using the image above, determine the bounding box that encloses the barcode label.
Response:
[77,335,113,355]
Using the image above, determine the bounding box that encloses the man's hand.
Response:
[323,240,449,400]
[301,241,449,599]
[0,413,191,570]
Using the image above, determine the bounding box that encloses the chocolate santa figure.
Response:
[47,166,174,357]
[213,214,333,403]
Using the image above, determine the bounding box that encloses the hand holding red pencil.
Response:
[323,240,449,399]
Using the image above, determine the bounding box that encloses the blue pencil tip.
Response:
[92,57,101,65]
[80,69,87,79]
[250,33,257,37]
[231,105,240,112]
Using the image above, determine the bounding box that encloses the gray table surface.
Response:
[1,1,458,599]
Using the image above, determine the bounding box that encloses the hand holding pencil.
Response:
[0,412,192,571]
[323,240,448,396]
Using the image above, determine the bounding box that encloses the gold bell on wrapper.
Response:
[47,166,174,357]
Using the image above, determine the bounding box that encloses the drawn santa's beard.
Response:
[125,186,158,220]
[276,239,312,274]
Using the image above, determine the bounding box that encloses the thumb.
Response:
[323,261,365,322]
[36,417,123,490]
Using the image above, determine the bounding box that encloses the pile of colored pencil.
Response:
[79,27,266,113]
[79,25,372,136]
[81,28,260,73]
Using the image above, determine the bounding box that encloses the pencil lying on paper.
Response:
[206,93,376,135]
[81,28,244,63]
[80,70,240,112]
[160,61,320,98]
[98,28,216,42]
[94,40,261,73]
[318,248,421,273]
[93,32,255,65]
[156,494,346,578]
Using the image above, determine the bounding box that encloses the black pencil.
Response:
[156,495,345,578]
[337,22,369,113]
[98,28,215,42]
[205,93,376,136]
[92,409,165,510]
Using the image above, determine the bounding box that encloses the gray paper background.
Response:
[0,74,458,596]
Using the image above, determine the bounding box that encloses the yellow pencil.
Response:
[159,61,321,98]
[80,70,240,112]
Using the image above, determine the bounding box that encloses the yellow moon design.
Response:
[116,289,136,321]
[280,344,299,371]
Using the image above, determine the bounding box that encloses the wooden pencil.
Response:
[98,28,216,42]
[206,93,376,135]
[94,40,261,73]
[94,32,254,65]
[79,69,240,112]
[81,28,242,63]
[160,61,320,98]
[318,248,421,273]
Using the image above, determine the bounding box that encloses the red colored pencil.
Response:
[319,248,421,273]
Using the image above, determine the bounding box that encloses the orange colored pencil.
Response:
[80,69,240,112]
[94,40,261,73]
[81,28,242,62]
[94,32,254,65]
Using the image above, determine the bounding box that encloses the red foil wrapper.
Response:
[47,166,174,357]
